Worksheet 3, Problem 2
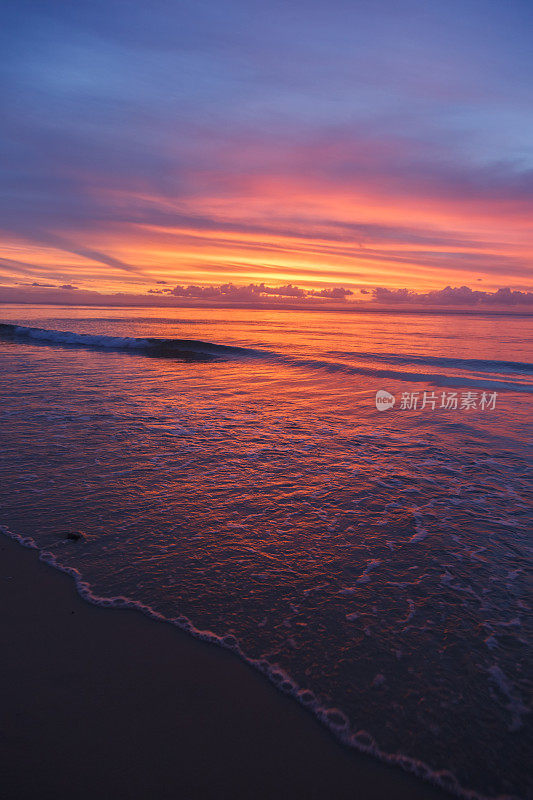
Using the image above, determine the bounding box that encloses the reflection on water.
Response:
[0,305,531,799]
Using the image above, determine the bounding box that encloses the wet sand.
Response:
[0,535,448,800]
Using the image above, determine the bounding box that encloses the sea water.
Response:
[0,305,531,799]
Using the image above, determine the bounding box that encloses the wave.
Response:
[1,522,517,800]
[329,350,533,376]
[1,322,531,392]
[270,355,532,392]
[0,322,253,360]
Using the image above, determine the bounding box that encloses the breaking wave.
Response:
[1,322,531,392]
[0,322,254,359]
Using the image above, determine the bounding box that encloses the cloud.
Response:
[0,256,41,276]
[1,225,142,276]
[309,287,353,299]
[166,282,357,301]
[1,281,532,311]
[168,282,309,300]
[0,281,355,307]
[18,281,79,289]
[1,0,532,297]
[372,285,533,306]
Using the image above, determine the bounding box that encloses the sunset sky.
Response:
[2,0,532,304]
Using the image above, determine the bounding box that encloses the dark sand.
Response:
[0,535,448,800]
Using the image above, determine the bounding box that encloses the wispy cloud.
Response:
[1,0,532,293]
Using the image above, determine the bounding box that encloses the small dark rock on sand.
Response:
[65,531,84,541]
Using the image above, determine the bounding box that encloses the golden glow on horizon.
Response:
[1,176,532,297]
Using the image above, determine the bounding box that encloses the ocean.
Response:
[0,304,531,800]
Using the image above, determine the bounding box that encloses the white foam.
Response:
[0,524,522,800]
[13,325,150,349]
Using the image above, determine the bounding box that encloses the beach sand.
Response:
[0,535,447,800]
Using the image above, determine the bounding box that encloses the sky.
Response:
[1,0,533,306]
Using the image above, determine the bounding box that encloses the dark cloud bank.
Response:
[149,282,533,307]
[149,283,353,301]
[1,282,532,311]
[371,285,533,306]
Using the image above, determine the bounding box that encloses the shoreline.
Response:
[0,534,450,800]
